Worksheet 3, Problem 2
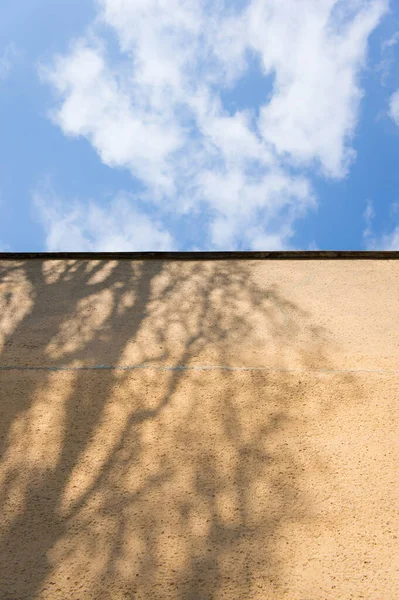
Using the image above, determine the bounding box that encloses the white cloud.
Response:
[40,0,387,250]
[377,30,399,85]
[380,226,399,249]
[0,44,17,81]
[389,89,399,125]
[252,0,388,177]
[34,191,175,252]
[363,198,375,246]
[363,200,399,250]
[382,30,399,50]
[366,224,399,250]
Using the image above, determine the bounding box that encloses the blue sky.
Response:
[1,0,399,251]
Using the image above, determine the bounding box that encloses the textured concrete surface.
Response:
[0,258,398,599]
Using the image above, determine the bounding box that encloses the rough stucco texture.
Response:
[0,258,398,599]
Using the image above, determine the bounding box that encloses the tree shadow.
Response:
[0,258,354,599]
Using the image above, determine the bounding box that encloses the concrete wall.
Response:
[0,257,398,599]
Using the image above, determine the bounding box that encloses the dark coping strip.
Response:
[0,251,398,260]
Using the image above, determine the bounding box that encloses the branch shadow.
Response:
[0,258,354,599]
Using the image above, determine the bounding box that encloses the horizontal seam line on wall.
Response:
[0,365,398,374]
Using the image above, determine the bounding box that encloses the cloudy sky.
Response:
[1,0,399,251]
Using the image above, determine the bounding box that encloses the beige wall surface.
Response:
[0,258,398,599]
